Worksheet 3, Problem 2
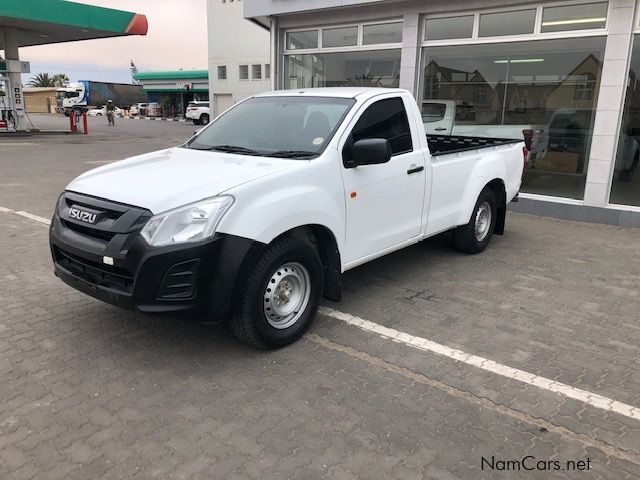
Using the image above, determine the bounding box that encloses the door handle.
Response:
[434,127,447,131]
[407,165,425,175]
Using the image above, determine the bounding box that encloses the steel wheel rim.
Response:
[263,262,311,329]
[474,201,492,242]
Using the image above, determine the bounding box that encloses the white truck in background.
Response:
[50,88,526,349]
[56,80,146,116]
[422,100,544,158]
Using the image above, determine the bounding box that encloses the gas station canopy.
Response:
[0,0,148,49]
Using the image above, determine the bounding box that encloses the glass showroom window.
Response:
[418,37,606,200]
[283,23,403,90]
[284,50,401,89]
[610,35,640,207]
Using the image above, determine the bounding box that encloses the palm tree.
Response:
[26,72,55,87]
[52,73,70,87]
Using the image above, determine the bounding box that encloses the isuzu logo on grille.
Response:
[68,207,98,224]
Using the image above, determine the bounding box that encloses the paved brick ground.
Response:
[1,117,639,479]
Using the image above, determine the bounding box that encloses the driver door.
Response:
[340,95,426,266]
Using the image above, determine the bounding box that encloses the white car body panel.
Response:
[65,88,525,272]
[66,148,298,214]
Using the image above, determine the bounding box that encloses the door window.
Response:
[348,97,413,158]
[422,103,447,123]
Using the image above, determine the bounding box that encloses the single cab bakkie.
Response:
[50,88,526,348]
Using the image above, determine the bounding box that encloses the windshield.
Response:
[187,96,355,158]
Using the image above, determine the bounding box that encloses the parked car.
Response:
[87,105,124,117]
[50,88,525,349]
[129,103,148,116]
[186,101,210,125]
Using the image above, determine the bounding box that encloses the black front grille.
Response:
[58,192,151,244]
[54,247,134,293]
[61,219,117,241]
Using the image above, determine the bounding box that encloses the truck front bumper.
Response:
[50,192,258,316]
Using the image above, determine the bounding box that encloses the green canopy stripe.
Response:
[0,0,141,33]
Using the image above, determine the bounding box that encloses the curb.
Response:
[126,116,188,123]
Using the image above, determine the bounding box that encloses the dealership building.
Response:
[242,0,640,226]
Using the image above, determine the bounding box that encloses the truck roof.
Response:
[254,87,410,100]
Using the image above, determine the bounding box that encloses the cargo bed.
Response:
[427,135,522,156]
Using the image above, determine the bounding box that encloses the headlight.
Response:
[140,196,234,247]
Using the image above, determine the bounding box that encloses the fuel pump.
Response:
[0,59,29,132]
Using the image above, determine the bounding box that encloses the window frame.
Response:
[283,19,404,55]
[251,64,262,80]
[239,64,249,81]
[421,1,611,48]
[217,65,227,80]
[343,96,414,165]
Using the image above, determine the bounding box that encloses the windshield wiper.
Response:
[264,150,318,159]
[208,145,261,155]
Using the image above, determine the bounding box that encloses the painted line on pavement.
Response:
[13,210,51,226]
[84,160,116,165]
[319,306,640,422]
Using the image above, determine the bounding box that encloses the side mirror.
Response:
[347,138,392,167]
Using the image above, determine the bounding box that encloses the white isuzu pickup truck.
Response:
[50,88,526,348]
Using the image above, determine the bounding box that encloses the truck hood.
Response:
[66,147,299,213]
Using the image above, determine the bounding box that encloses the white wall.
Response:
[207,0,271,114]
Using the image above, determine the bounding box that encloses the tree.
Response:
[26,72,56,87]
[130,60,139,83]
[52,73,70,87]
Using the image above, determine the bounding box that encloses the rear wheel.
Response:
[453,188,497,254]
[192,119,200,125]
[200,114,210,125]
[229,237,323,349]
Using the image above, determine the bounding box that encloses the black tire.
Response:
[192,119,200,125]
[200,114,210,125]
[229,237,324,349]
[453,188,497,254]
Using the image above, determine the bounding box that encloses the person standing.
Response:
[106,99,116,126]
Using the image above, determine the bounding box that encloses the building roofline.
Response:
[133,70,209,81]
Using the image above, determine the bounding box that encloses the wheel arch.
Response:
[484,178,507,235]
[272,224,343,302]
[229,223,342,314]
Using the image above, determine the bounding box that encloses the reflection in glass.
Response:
[425,16,474,41]
[362,23,403,45]
[611,35,640,206]
[541,3,608,33]
[286,30,319,50]
[323,26,358,48]
[284,50,401,89]
[419,37,606,200]
[479,10,536,37]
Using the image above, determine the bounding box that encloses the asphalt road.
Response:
[1,115,639,479]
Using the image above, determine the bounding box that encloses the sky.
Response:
[15,0,208,85]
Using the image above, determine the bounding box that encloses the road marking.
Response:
[307,333,640,465]
[0,206,13,213]
[84,160,116,165]
[319,306,640,422]
[0,142,36,146]
[13,211,51,225]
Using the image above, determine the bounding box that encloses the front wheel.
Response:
[452,188,497,254]
[229,237,324,349]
